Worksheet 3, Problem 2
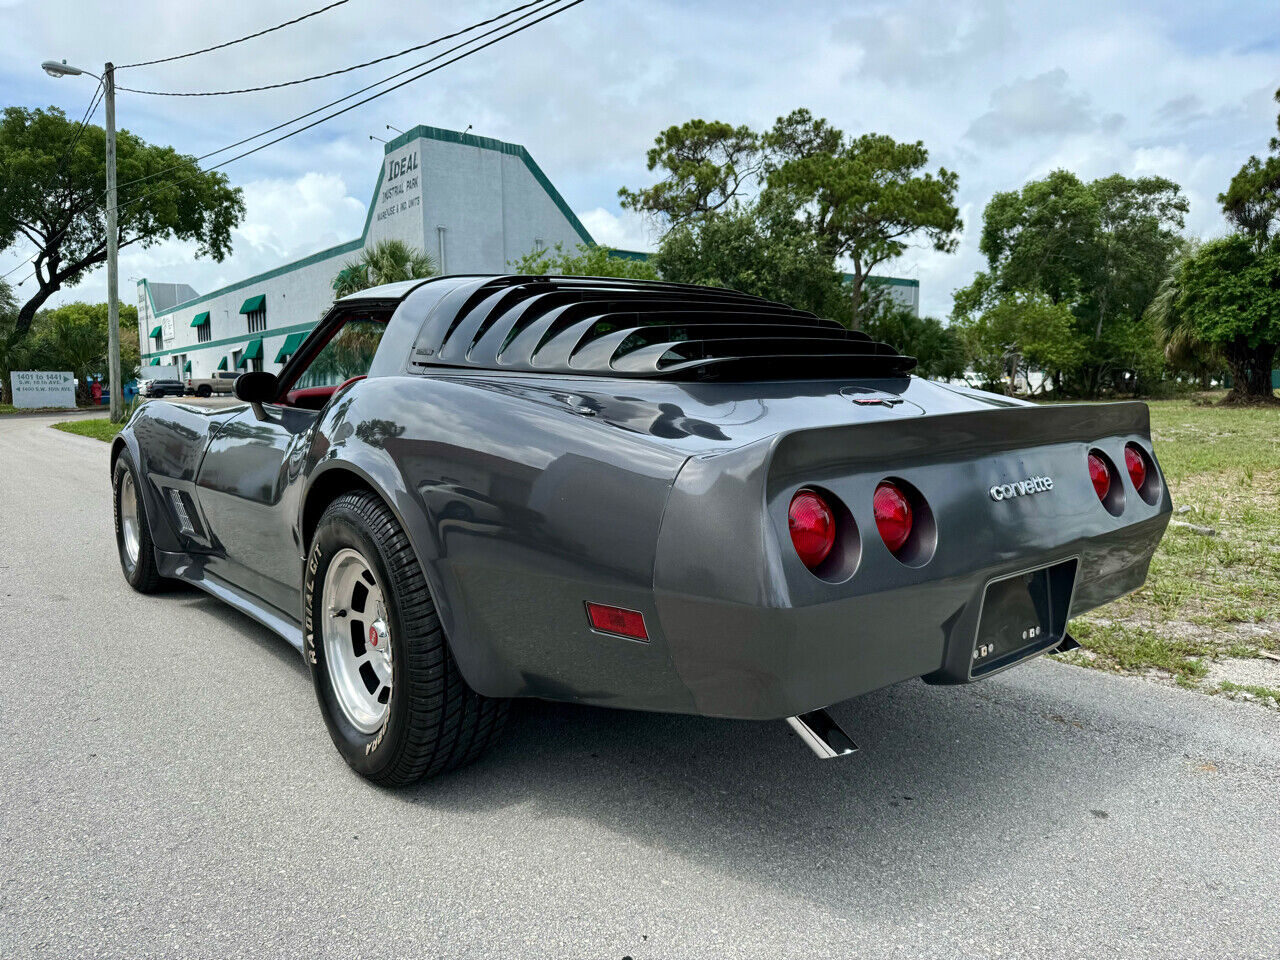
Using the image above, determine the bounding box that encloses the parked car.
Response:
[109,275,1171,785]
[185,371,239,397]
[137,376,185,398]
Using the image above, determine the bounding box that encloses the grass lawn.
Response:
[1054,394,1280,708]
[51,418,124,442]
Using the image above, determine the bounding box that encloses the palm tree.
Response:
[332,240,437,298]
[1145,239,1221,389]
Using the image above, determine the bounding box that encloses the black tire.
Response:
[113,452,166,593]
[196,385,212,398]
[305,491,508,785]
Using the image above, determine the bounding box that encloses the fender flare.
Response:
[299,453,494,695]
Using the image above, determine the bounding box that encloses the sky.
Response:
[1,0,1278,318]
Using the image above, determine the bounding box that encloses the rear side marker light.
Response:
[789,489,836,570]
[1088,453,1111,501]
[873,482,913,555]
[585,602,648,641]
[1124,444,1147,490]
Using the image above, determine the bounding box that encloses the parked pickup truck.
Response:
[185,372,239,398]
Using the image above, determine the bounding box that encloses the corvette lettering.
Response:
[989,476,1054,501]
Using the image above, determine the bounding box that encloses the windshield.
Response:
[293,319,387,389]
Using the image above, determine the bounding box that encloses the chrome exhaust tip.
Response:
[786,709,858,759]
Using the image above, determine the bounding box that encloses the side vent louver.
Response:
[408,276,915,380]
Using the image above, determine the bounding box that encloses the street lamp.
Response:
[41,58,123,423]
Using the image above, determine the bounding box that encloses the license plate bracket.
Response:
[971,558,1077,679]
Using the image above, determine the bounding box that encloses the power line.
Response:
[117,0,586,213]
[0,259,33,282]
[113,0,566,195]
[117,0,546,97]
[117,0,351,69]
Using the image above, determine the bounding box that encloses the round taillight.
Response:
[1124,444,1147,491]
[873,482,913,554]
[789,489,836,570]
[1088,453,1111,501]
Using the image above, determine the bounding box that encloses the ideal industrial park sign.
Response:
[10,371,76,409]
[375,145,422,228]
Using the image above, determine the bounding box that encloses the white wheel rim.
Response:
[321,548,393,734]
[119,471,140,568]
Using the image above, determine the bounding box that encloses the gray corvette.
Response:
[111,275,1171,783]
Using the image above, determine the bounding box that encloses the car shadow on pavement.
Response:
[389,674,1134,903]
[170,585,309,676]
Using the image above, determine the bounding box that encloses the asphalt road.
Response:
[1,412,1277,960]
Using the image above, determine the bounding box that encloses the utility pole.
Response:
[103,61,122,422]
[40,58,124,421]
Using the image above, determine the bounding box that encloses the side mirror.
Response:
[234,371,279,420]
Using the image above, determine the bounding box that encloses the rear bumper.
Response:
[650,402,1172,720]
[653,512,1165,719]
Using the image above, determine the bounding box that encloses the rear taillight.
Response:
[1088,453,1111,501]
[873,482,913,555]
[1124,444,1146,490]
[789,489,836,570]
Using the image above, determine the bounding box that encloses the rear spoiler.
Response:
[769,402,1151,486]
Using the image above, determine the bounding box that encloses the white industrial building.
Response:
[138,124,919,376]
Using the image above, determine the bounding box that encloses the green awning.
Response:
[217,357,228,371]
[149,325,162,338]
[149,358,160,365]
[239,294,266,314]
[190,311,210,327]
[237,338,263,368]
[274,332,307,363]
[183,360,192,373]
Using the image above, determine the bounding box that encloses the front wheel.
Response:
[305,491,508,785]
[113,452,166,593]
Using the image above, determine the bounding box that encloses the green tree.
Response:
[510,242,660,280]
[0,279,21,397]
[1150,85,1280,404]
[955,293,1084,395]
[1145,240,1221,389]
[1173,235,1279,403]
[619,111,960,327]
[0,106,244,373]
[861,303,965,380]
[617,120,763,226]
[650,205,852,322]
[1218,87,1280,248]
[21,301,140,401]
[960,170,1187,395]
[331,239,436,297]
[765,133,961,326]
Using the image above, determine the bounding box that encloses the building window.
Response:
[196,320,211,343]
[239,294,267,332]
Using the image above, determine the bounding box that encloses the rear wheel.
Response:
[305,491,508,785]
[113,453,165,593]
[196,384,211,398]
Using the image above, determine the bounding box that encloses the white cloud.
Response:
[966,70,1123,147]
[2,0,1277,320]
[575,207,652,253]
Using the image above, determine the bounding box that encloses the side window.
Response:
[293,320,387,389]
